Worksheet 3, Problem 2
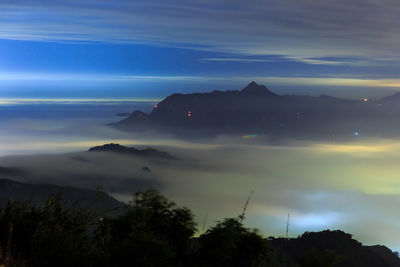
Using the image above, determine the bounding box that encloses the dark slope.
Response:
[112,81,398,140]
[0,178,125,213]
[270,230,400,267]
[0,166,26,177]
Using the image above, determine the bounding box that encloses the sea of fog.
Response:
[0,100,400,252]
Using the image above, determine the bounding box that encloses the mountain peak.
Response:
[240,81,277,97]
[128,110,150,120]
[248,81,258,87]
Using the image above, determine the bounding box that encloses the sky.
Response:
[2,0,400,99]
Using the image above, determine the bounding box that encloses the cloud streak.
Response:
[201,58,274,63]
[3,72,400,89]
[2,0,400,64]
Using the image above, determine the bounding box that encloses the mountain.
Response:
[270,230,400,267]
[88,143,175,159]
[111,81,400,140]
[239,81,278,97]
[0,178,125,213]
[379,92,400,104]
[116,112,131,117]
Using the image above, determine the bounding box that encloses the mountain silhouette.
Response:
[88,143,175,159]
[112,82,400,140]
[239,81,278,97]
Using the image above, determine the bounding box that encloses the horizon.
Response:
[0,80,398,103]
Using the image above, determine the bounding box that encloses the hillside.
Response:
[0,178,125,213]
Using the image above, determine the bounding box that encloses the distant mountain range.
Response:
[112,82,400,140]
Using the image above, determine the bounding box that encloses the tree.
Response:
[196,218,277,267]
[30,193,98,267]
[109,189,196,266]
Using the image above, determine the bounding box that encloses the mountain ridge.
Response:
[112,82,400,140]
[88,143,176,160]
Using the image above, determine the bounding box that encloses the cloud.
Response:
[3,71,400,99]
[285,57,353,66]
[86,74,400,88]
[1,0,400,64]
[1,107,400,249]
[201,58,274,63]
[3,72,400,99]
[0,152,163,194]
[3,137,400,249]
[6,71,400,89]
[0,99,160,105]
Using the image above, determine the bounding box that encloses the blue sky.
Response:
[1,0,400,99]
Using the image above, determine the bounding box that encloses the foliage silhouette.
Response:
[195,218,277,267]
[109,189,196,266]
[0,189,397,267]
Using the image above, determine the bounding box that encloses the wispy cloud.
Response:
[2,72,400,89]
[201,58,274,63]
[104,75,400,88]
[2,0,400,65]
[285,57,353,66]
[0,98,160,105]
[202,56,360,66]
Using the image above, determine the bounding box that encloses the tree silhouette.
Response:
[109,189,196,266]
[196,218,278,267]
